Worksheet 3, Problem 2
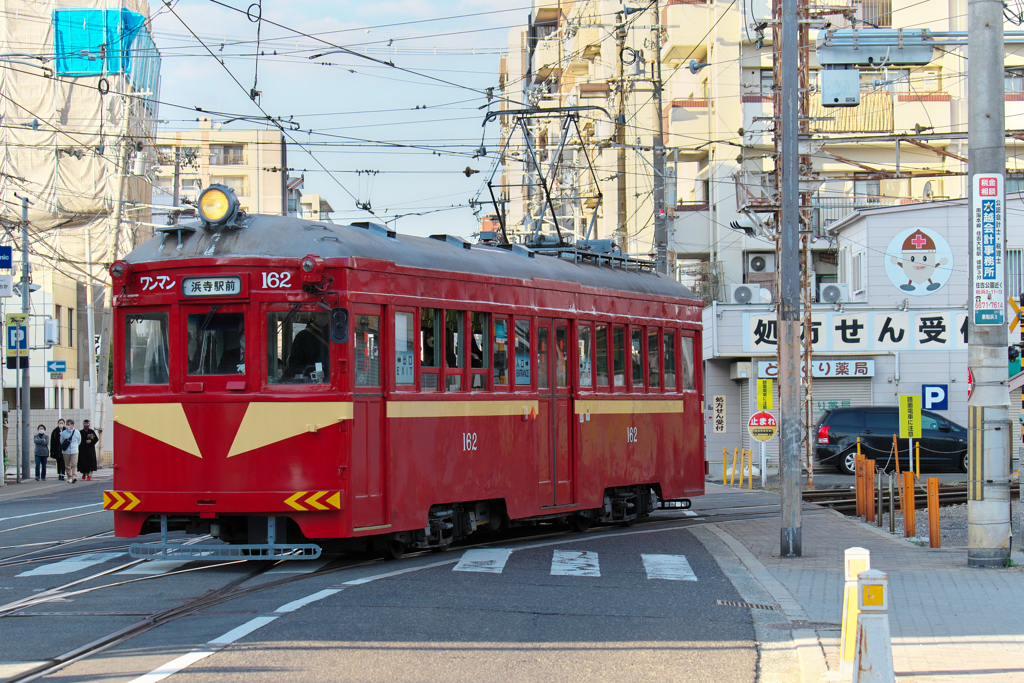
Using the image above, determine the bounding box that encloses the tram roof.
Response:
[126,215,698,301]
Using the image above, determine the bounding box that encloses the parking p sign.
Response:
[922,384,948,411]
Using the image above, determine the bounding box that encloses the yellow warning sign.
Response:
[103,491,141,511]
[899,394,921,439]
[285,491,342,511]
[757,378,770,411]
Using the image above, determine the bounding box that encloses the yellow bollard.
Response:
[840,547,871,674]
[722,447,727,484]
[730,447,738,486]
[747,449,753,489]
[915,441,921,481]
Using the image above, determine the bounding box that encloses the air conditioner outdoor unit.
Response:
[747,252,776,273]
[818,283,850,304]
[729,284,771,304]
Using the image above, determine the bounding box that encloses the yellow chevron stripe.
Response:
[108,491,125,510]
[123,492,141,511]
[285,491,308,511]
[326,491,341,509]
[305,491,329,511]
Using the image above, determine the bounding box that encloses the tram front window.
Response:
[125,313,169,385]
[187,308,245,375]
[267,308,331,384]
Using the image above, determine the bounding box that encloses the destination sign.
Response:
[181,276,243,297]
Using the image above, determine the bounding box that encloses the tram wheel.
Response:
[381,540,405,561]
[569,514,591,532]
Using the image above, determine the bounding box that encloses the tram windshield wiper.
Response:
[198,305,220,332]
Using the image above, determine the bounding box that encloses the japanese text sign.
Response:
[899,394,922,439]
[757,378,773,410]
[972,173,1005,325]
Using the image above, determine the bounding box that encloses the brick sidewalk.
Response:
[701,484,1024,682]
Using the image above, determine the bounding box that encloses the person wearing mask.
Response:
[50,419,66,480]
[77,419,98,481]
[33,425,49,481]
[61,419,81,483]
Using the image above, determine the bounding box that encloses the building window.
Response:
[856,0,892,27]
[68,308,74,347]
[54,305,62,346]
[1007,68,1024,93]
[211,175,248,196]
[759,69,774,96]
[1008,173,1024,195]
[852,251,865,294]
[853,175,880,200]
[69,388,75,409]
[210,144,245,165]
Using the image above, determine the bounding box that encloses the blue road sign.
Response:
[0,246,11,270]
[46,360,66,373]
[922,384,949,411]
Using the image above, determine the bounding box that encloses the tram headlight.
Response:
[299,254,325,285]
[110,260,130,286]
[198,184,239,226]
[301,257,316,273]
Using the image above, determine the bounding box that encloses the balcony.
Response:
[533,2,561,23]
[574,27,602,59]
[660,0,710,65]
[533,38,561,80]
[809,196,902,232]
[893,92,952,134]
[665,98,711,147]
[809,91,893,134]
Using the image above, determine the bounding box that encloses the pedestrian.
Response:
[33,424,49,481]
[61,419,81,484]
[50,419,66,480]
[78,419,98,481]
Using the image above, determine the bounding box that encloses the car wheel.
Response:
[959,451,969,474]
[838,451,857,476]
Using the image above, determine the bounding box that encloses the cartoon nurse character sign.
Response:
[884,227,953,295]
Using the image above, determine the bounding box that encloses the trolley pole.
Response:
[17,195,30,481]
[778,0,802,557]
[967,0,1011,567]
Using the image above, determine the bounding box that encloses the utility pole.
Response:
[85,227,97,428]
[615,15,628,251]
[651,0,668,274]
[777,0,802,556]
[17,195,30,482]
[967,0,1011,567]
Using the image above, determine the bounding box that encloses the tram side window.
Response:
[420,308,440,392]
[493,318,510,387]
[537,326,549,390]
[355,315,381,387]
[125,313,169,385]
[188,309,245,375]
[648,328,661,388]
[445,310,465,392]
[395,311,415,387]
[613,326,626,387]
[267,309,330,384]
[681,336,695,390]
[555,325,568,388]
[631,328,644,389]
[578,324,593,388]
[595,324,609,387]
[470,312,489,391]
[664,331,677,390]
[514,320,531,388]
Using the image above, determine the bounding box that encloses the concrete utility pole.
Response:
[18,195,30,481]
[967,0,1011,567]
[615,16,628,250]
[85,228,97,428]
[651,0,668,274]
[778,0,802,556]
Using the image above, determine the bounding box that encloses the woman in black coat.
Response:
[50,419,66,481]
[77,420,98,481]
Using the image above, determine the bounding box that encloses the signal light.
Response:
[197,184,239,226]
[1011,345,1021,363]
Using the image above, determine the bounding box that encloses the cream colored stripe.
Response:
[387,400,539,419]
[227,402,354,458]
[113,403,202,458]
[574,399,686,415]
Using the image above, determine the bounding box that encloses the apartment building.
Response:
[152,119,290,219]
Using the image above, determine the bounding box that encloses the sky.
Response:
[149,0,528,238]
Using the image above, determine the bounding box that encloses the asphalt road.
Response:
[0,479,782,683]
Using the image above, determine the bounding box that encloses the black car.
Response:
[816,406,969,475]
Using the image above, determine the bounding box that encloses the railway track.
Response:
[801,483,1021,514]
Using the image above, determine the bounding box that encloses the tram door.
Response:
[537,319,575,507]
[351,308,387,529]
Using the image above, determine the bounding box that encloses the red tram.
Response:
[107,185,705,559]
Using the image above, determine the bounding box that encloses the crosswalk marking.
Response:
[642,553,697,581]
[550,550,600,577]
[683,510,698,517]
[17,552,126,577]
[266,559,332,574]
[453,548,512,574]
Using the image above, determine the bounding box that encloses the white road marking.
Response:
[207,616,278,645]
[550,550,600,577]
[453,548,512,574]
[274,588,342,613]
[118,561,191,576]
[128,651,214,683]
[340,559,456,585]
[642,553,697,581]
[0,503,103,523]
[17,552,126,577]
[266,559,331,574]
[683,510,698,517]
